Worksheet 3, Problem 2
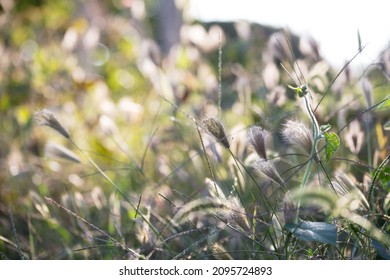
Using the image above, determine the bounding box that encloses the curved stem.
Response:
[294,95,320,223]
[304,95,320,141]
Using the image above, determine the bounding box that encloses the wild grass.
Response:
[1,1,390,260]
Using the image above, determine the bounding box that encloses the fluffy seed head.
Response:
[248,126,269,160]
[34,109,70,139]
[282,191,296,225]
[45,141,80,163]
[202,117,230,149]
[205,178,250,232]
[253,159,285,188]
[281,119,313,156]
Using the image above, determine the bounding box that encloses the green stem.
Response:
[304,95,320,141]
[294,95,320,223]
[68,138,161,241]
[294,142,316,223]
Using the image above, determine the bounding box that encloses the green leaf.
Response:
[285,221,337,245]
[324,132,340,162]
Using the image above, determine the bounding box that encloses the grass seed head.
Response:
[281,119,313,156]
[34,109,70,139]
[227,194,251,232]
[282,191,296,225]
[173,197,230,225]
[202,117,230,149]
[205,178,226,200]
[44,141,80,163]
[253,159,285,188]
[248,126,269,160]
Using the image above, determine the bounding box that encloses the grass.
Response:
[1,1,390,260]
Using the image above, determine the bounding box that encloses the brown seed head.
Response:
[248,126,269,160]
[45,141,80,163]
[34,109,70,139]
[253,159,285,188]
[202,117,230,149]
[282,191,297,225]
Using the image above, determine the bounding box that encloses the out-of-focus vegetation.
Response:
[1,0,390,259]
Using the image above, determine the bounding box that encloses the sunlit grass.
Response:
[1,1,390,260]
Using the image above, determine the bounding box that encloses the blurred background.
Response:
[189,0,390,68]
[1,0,389,259]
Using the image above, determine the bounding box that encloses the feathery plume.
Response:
[205,178,226,200]
[253,159,285,188]
[202,117,230,149]
[248,126,269,160]
[282,191,296,225]
[205,178,250,231]
[44,141,80,163]
[281,119,313,156]
[34,109,70,139]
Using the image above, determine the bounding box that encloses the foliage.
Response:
[1,0,390,260]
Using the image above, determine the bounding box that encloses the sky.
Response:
[188,0,390,70]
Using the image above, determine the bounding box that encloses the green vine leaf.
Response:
[324,132,340,162]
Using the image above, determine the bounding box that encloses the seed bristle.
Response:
[202,117,230,149]
[281,119,313,156]
[34,109,70,139]
[45,141,81,163]
[253,159,285,188]
[248,126,269,160]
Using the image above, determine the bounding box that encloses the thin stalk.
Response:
[68,138,161,239]
[294,95,320,223]
[217,31,222,117]
[294,141,316,223]
[45,197,141,258]
[364,120,373,167]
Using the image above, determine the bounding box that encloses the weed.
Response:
[2,3,390,260]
